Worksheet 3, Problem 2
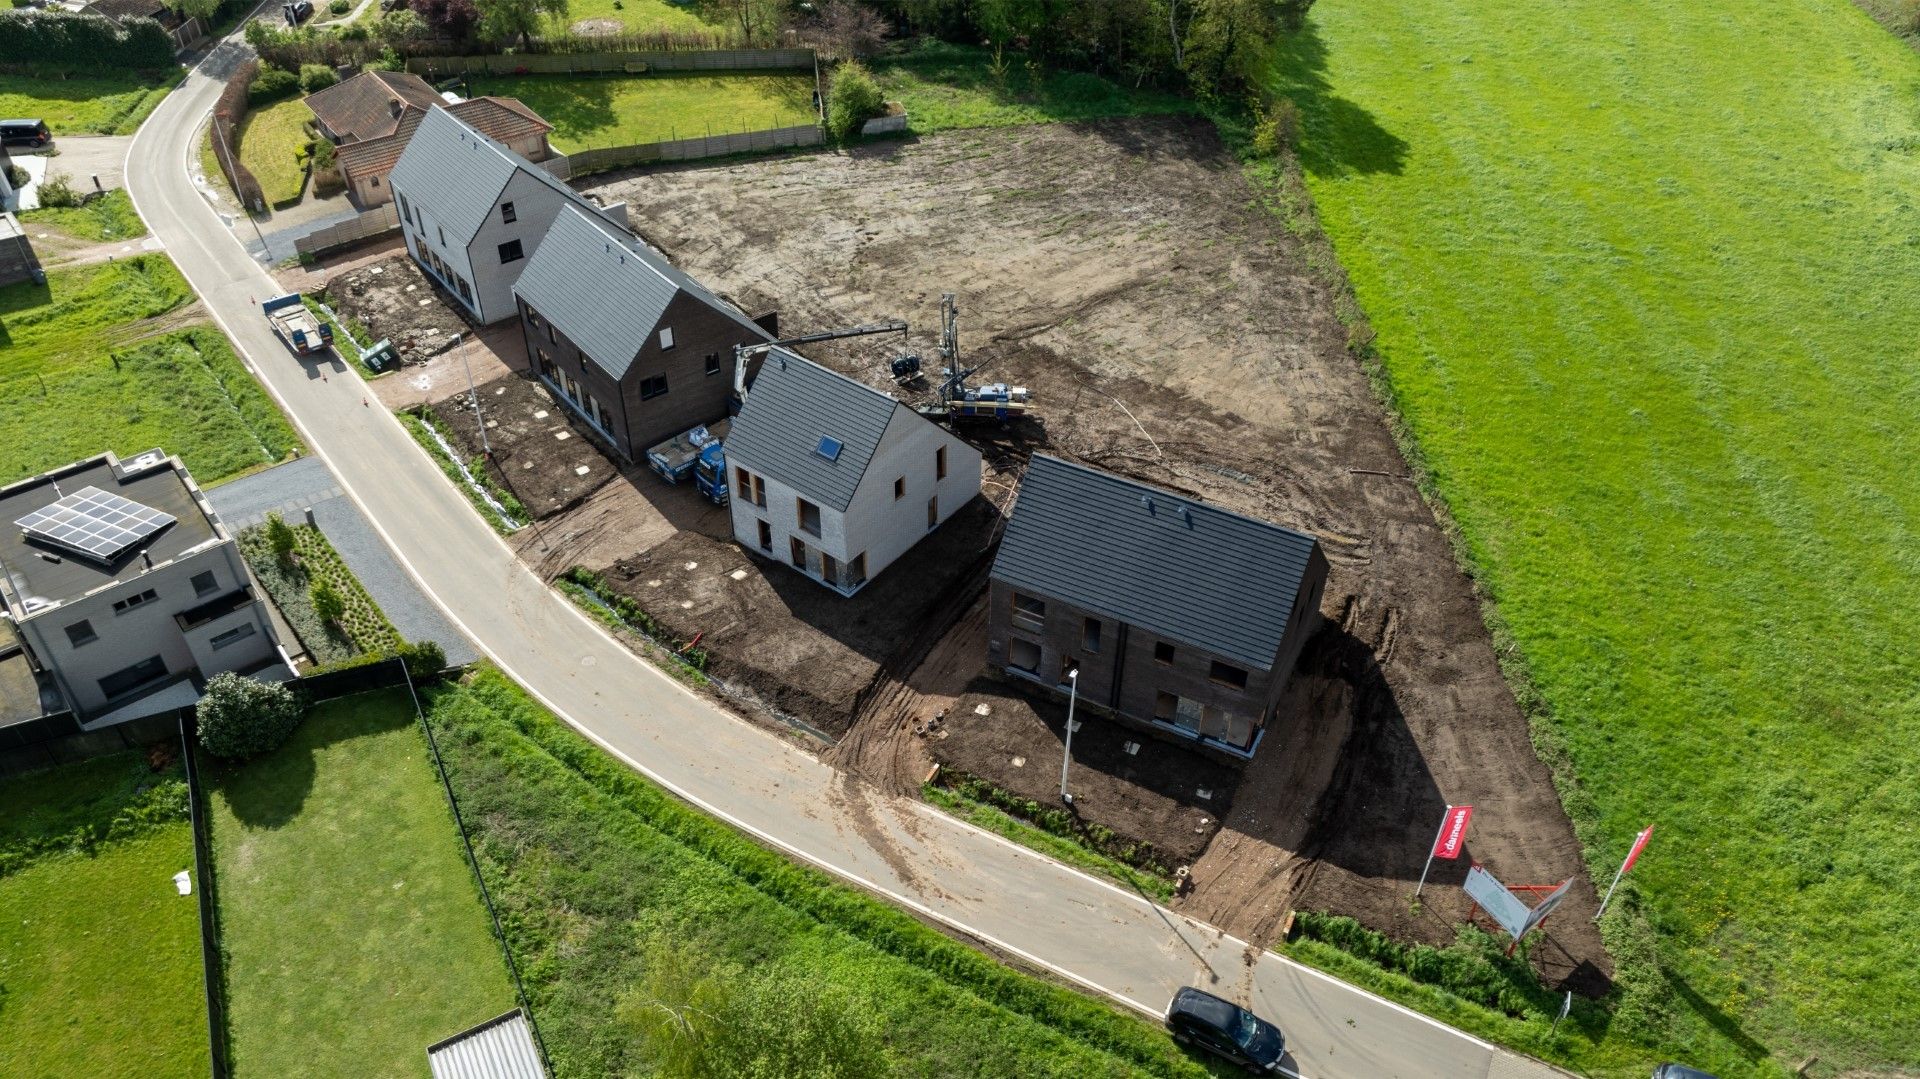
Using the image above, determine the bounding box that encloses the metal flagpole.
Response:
[1595,853,1630,920]
[1550,990,1572,1038]
[1415,804,1452,899]
[1595,823,1653,920]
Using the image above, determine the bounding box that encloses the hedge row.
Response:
[211,57,266,212]
[0,9,175,70]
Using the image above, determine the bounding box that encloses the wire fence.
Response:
[178,712,231,1079]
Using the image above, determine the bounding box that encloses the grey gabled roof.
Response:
[511,204,768,380]
[722,350,900,512]
[389,107,591,246]
[992,455,1322,670]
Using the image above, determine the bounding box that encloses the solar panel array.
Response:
[14,486,177,562]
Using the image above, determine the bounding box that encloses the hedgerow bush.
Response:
[826,59,884,140]
[196,672,303,759]
[248,64,301,106]
[0,9,174,69]
[298,62,337,92]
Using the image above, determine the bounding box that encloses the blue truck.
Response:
[646,418,728,486]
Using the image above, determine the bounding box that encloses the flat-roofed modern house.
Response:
[510,204,773,460]
[987,454,1328,761]
[331,95,553,209]
[0,450,291,729]
[723,350,982,595]
[389,107,626,324]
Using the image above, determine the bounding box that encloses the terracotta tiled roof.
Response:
[303,70,444,144]
[84,0,169,19]
[335,97,552,182]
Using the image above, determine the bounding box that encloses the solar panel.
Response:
[15,486,177,562]
[816,436,843,462]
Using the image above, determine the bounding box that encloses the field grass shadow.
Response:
[1664,966,1773,1063]
[208,689,414,829]
[1265,23,1408,178]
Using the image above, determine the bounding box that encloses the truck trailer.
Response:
[262,293,333,355]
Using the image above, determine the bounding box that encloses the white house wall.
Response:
[465,170,576,324]
[839,406,982,582]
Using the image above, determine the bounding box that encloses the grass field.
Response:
[0,754,209,1079]
[1269,0,1920,1071]
[0,325,300,486]
[207,691,513,1078]
[557,0,715,34]
[429,667,1221,1078]
[0,255,190,379]
[0,68,180,135]
[17,189,148,243]
[469,71,817,152]
[235,97,312,208]
[873,43,1196,134]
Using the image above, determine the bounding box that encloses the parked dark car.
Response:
[1652,1066,1718,1079]
[1,119,51,148]
[1165,987,1286,1074]
[281,0,312,23]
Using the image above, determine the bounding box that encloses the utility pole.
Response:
[1059,667,1080,804]
[458,333,490,457]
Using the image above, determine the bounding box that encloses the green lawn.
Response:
[469,71,817,152]
[429,667,1220,1078]
[0,754,209,1079]
[17,189,148,244]
[207,691,514,1078]
[0,68,180,135]
[556,0,715,34]
[873,43,1196,135]
[1269,0,1920,1072]
[236,96,312,208]
[0,325,300,486]
[0,255,190,380]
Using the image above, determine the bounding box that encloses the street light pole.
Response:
[1059,667,1079,804]
[458,332,491,457]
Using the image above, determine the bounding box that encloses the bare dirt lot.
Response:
[574,117,1611,991]
[321,254,475,365]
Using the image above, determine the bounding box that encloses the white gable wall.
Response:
[465,169,578,323]
[840,406,982,584]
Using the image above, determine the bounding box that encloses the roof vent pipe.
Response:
[1141,495,1154,514]
[140,549,153,571]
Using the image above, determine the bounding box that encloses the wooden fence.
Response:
[293,202,400,260]
[407,47,814,77]
[553,123,822,178]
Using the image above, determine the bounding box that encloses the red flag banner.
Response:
[1433,805,1474,860]
[1621,824,1655,874]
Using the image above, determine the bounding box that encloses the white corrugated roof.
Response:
[427,1009,545,1079]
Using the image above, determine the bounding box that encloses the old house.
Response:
[389,107,626,324]
[303,70,445,145]
[331,95,552,209]
[0,450,292,728]
[987,455,1328,761]
[723,350,982,595]
[511,203,773,460]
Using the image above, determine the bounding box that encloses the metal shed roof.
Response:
[991,455,1322,670]
[511,204,768,381]
[427,1009,545,1079]
[721,349,900,512]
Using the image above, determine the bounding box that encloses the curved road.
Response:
[126,36,1562,1079]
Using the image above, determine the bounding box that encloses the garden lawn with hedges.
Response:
[235,96,312,208]
[0,68,179,135]
[18,189,148,243]
[239,517,401,665]
[469,71,817,153]
[206,691,513,1077]
[1270,0,1920,1071]
[428,667,1218,1078]
[872,43,1195,135]
[0,753,208,1079]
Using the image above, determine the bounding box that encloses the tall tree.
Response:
[477,0,567,48]
[697,0,785,44]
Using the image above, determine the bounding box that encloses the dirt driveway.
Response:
[582,117,1610,990]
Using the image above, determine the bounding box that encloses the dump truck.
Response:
[646,418,728,485]
[262,293,333,355]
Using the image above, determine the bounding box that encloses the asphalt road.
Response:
[126,37,1566,1079]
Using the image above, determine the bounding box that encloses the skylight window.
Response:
[816,436,844,462]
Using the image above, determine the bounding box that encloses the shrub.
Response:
[826,59,884,141]
[4,164,27,189]
[0,9,175,69]
[1252,97,1301,158]
[248,63,301,106]
[197,672,303,759]
[329,0,350,11]
[34,171,83,209]
[310,579,346,625]
[299,63,338,93]
[362,46,403,71]
[265,511,297,564]
[401,639,445,680]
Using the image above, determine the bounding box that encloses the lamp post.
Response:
[458,333,490,457]
[1059,667,1080,804]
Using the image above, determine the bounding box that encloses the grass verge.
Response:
[873,42,1195,135]
[922,782,1175,902]
[238,517,401,664]
[428,666,1222,1078]
[17,189,147,243]
[468,71,817,152]
[206,690,514,1077]
[0,254,191,379]
[0,752,208,1079]
[1263,0,1920,1070]
[0,66,182,135]
[0,325,301,486]
[234,96,311,208]
[399,406,527,533]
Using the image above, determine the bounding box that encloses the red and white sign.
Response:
[1432,805,1474,860]
[1621,824,1655,874]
